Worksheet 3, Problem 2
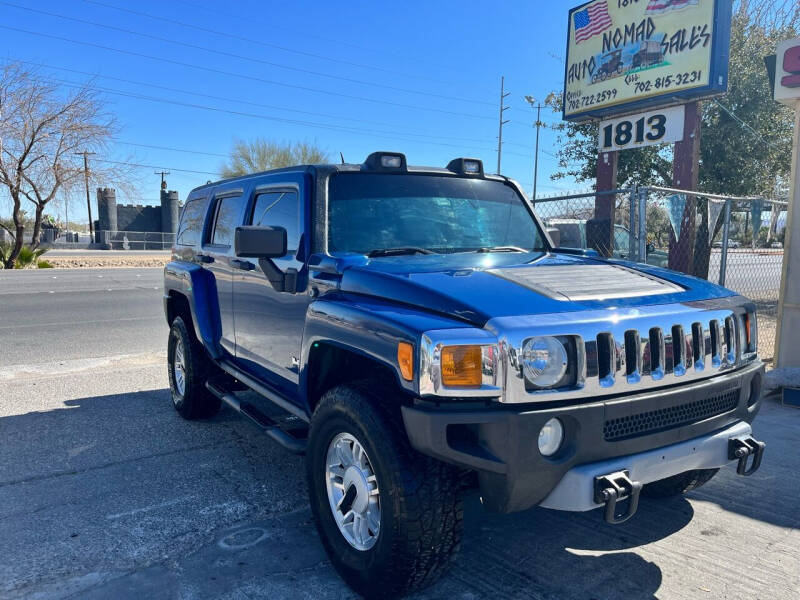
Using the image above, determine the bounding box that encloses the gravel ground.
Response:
[43,255,170,269]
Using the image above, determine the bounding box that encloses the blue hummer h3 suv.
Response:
[164,152,765,599]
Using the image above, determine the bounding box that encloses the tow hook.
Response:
[593,470,643,525]
[728,436,766,476]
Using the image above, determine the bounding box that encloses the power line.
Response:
[93,157,219,176]
[0,25,496,121]
[116,141,228,158]
[80,0,461,87]
[2,2,493,107]
[11,58,500,146]
[713,98,784,150]
[43,75,514,157]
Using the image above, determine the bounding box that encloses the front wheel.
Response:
[306,383,463,599]
[167,316,221,419]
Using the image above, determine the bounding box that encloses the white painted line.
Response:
[106,495,197,520]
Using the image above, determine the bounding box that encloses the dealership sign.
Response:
[563,0,732,122]
[774,38,800,105]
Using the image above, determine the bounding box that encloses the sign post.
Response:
[773,38,800,368]
[668,99,701,274]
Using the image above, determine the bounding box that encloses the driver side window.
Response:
[249,190,299,255]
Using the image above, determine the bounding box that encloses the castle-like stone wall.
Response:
[95,188,181,234]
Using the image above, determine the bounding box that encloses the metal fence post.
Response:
[719,198,731,287]
[628,187,638,261]
[638,187,647,263]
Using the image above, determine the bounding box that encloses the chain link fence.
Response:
[96,230,176,250]
[533,186,787,362]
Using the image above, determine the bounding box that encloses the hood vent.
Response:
[487,264,684,301]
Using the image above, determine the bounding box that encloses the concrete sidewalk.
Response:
[1,359,798,599]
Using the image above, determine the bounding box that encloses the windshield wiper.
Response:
[473,246,528,253]
[367,246,435,258]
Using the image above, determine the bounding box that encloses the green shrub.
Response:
[0,244,50,269]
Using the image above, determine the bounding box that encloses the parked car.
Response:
[163,153,765,599]
[770,241,783,249]
[545,218,669,267]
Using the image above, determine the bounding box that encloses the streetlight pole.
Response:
[524,95,543,201]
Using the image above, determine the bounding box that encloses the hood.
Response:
[334,251,735,325]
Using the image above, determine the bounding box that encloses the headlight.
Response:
[521,336,568,388]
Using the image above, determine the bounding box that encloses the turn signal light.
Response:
[744,313,752,347]
[441,345,482,387]
[398,342,414,381]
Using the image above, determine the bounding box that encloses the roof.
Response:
[188,154,511,196]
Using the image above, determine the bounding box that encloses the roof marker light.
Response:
[381,155,403,168]
[463,160,481,174]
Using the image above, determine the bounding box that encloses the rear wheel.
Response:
[642,468,719,498]
[167,316,221,419]
[306,383,463,599]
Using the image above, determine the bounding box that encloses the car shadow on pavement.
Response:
[420,492,692,599]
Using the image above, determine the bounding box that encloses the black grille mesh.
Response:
[603,389,740,441]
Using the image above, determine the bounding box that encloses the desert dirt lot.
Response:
[1,269,798,600]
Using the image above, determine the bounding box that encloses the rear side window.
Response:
[249,190,299,254]
[210,196,245,247]
[176,198,208,246]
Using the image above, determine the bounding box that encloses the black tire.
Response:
[167,316,221,419]
[306,382,463,599]
[642,468,719,498]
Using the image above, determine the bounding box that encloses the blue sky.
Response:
[1,0,583,222]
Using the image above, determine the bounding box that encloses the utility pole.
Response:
[75,151,96,243]
[524,95,544,201]
[496,76,510,175]
[155,170,170,191]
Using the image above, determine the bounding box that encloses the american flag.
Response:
[574,1,613,44]
[645,0,699,14]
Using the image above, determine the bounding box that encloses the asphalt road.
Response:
[1,268,798,599]
[0,268,166,368]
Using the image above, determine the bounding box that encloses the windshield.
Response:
[327,173,546,254]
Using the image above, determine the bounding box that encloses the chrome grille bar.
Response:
[488,299,760,404]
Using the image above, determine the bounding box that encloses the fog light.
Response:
[538,418,564,456]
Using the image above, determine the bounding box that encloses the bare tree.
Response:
[220,138,329,178]
[0,63,118,268]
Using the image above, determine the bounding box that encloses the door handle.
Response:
[229,258,254,271]
[194,253,214,264]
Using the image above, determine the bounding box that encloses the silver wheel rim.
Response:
[325,432,381,551]
[173,337,186,397]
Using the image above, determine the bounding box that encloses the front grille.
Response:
[603,389,740,441]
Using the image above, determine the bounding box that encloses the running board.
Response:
[216,360,309,423]
[205,381,306,454]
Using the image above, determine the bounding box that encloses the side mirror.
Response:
[234,226,298,294]
[545,227,561,247]
[235,226,287,259]
[646,242,655,254]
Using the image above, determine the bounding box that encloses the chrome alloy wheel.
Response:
[325,432,381,551]
[173,337,186,397]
